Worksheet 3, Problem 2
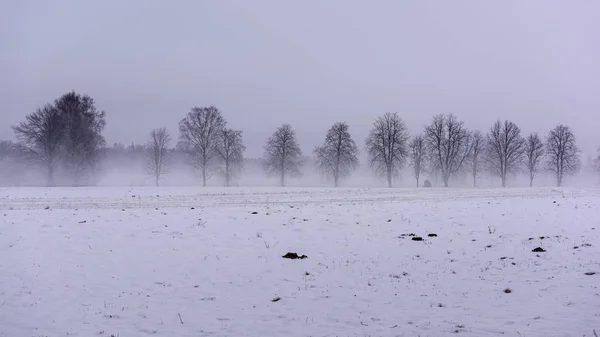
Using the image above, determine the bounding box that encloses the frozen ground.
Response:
[1,187,599,337]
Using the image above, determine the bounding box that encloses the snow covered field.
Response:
[1,187,599,337]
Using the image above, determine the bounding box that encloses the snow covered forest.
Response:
[1,91,599,188]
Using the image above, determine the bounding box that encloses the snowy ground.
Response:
[1,187,599,337]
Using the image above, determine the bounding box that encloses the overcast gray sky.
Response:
[1,0,599,157]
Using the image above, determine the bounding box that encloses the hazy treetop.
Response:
[1,0,598,157]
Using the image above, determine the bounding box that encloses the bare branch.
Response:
[424,114,470,187]
[54,92,107,185]
[545,124,579,186]
[146,128,171,186]
[468,130,484,187]
[263,124,302,187]
[178,106,226,187]
[524,133,544,187]
[217,128,245,186]
[314,122,359,187]
[484,120,526,187]
[365,113,409,187]
[12,104,64,186]
[409,135,427,187]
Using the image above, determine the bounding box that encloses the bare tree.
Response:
[524,133,544,187]
[12,104,64,186]
[217,128,246,186]
[263,124,302,186]
[424,114,470,187]
[54,92,106,185]
[365,113,409,187]
[468,131,484,187]
[545,125,580,187]
[178,106,226,187]
[408,135,427,187]
[314,122,359,187]
[146,128,171,186]
[484,120,525,187]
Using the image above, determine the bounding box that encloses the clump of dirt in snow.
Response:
[411,237,424,241]
[532,247,546,252]
[428,233,438,237]
[282,252,307,259]
[398,233,416,238]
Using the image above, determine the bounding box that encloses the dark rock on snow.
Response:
[282,252,308,259]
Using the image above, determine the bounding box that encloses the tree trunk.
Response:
[473,172,476,188]
[501,174,507,188]
[387,168,392,188]
[443,174,449,187]
[202,167,207,187]
[156,175,159,187]
[529,175,533,187]
[225,162,230,187]
[47,166,55,187]
[416,176,419,188]
[280,171,285,187]
[557,173,562,187]
[334,163,340,188]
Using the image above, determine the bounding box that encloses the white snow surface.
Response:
[1,187,599,337]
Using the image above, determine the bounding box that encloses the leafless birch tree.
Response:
[178,106,226,187]
[314,122,359,187]
[217,128,245,186]
[545,125,579,187]
[424,114,470,187]
[524,133,544,187]
[263,124,302,187]
[146,128,171,186]
[12,104,64,186]
[484,120,525,187]
[365,113,409,188]
[468,130,484,187]
[408,135,427,187]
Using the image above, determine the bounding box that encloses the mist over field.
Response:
[1,1,600,190]
[2,2,600,337]
[0,150,599,189]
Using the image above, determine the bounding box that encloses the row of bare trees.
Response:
[404,116,581,188]
[146,106,247,187]
[9,94,592,187]
[298,112,580,188]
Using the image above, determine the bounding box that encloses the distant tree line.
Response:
[3,91,598,188]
